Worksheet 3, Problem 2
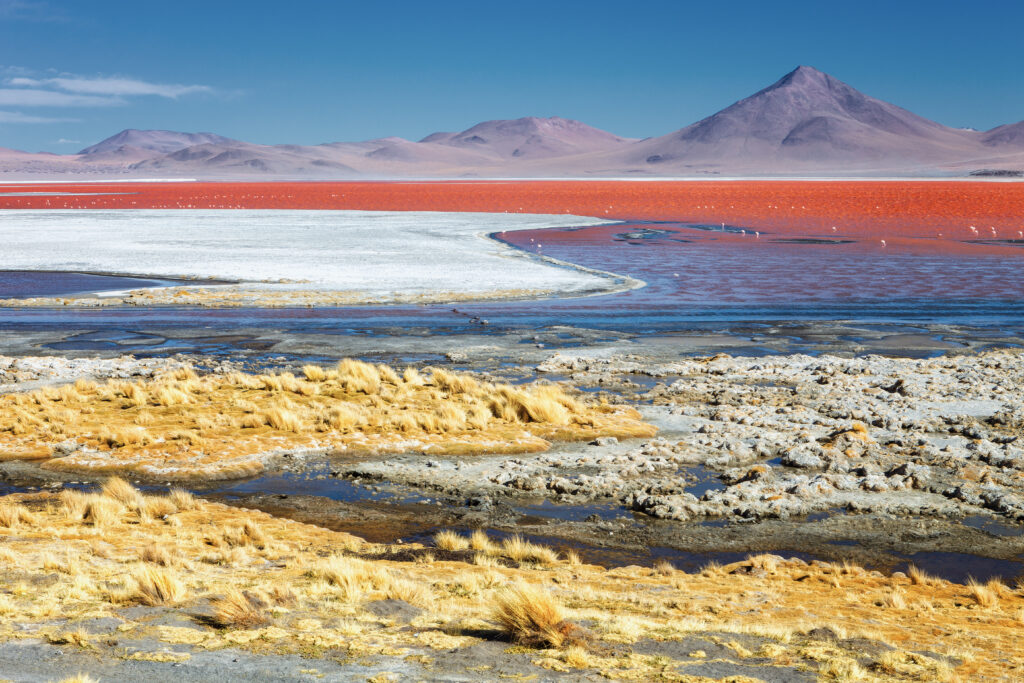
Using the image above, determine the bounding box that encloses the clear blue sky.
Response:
[2,0,1023,152]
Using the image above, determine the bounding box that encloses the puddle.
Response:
[513,499,622,522]
[686,465,727,498]
[893,551,1024,584]
[961,515,1024,537]
[0,271,189,299]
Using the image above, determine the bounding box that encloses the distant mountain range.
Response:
[2,66,1023,178]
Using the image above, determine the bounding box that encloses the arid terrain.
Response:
[1,179,1023,681]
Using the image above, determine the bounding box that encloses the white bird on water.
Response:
[880,240,887,247]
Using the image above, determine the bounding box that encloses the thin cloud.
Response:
[10,75,213,99]
[0,0,64,21]
[0,89,122,107]
[54,137,81,143]
[0,110,76,123]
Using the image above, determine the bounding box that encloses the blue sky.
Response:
[2,0,1023,152]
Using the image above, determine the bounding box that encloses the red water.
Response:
[1,179,1023,311]
[1,179,1022,255]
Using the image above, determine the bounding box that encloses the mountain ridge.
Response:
[5,68,1024,178]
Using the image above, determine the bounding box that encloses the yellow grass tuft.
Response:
[308,555,384,602]
[113,564,188,606]
[653,559,675,576]
[967,577,999,608]
[907,564,938,586]
[141,496,178,520]
[140,543,175,566]
[469,529,497,553]
[493,583,573,648]
[501,535,559,565]
[263,406,304,432]
[168,488,197,510]
[0,501,34,528]
[82,495,121,528]
[434,530,470,552]
[210,588,271,629]
[302,365,327,382]
[55,674,99,683]
[337,359,381,394]
[101,476,141,507]
[59,489,90,520]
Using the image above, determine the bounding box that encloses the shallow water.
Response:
[0,271,181,299]
[2,221,1024,352]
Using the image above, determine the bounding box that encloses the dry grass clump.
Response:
[434,530,470,552]
[0,501,35,528]
[168,487,197,510]
[967,577,1002,608]
[140,543,175,567]
[210,588,272,629]
[141,496,178,520]
[872,650,954,680]
[882,588,907,610]
[100,476,141,507]
[112,565,188,606]
[493,583,577,648]
[308,555,387,602]
[55,675,99,683]
[222,520,268,549]
[908,564,939,586]
[59,489,90,520]
[0,360,654,481]
[502,535,559,565]
[82,495,121,528]
[469,529,497,553]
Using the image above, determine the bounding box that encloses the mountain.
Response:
[981,121,1024,147]
[78,129,240,162]
[3,68,1023,178]
[622,66,983,172]
[421,116,634,159]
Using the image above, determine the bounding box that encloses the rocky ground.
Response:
[2,333,1024,680]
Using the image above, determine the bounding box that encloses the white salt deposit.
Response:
[0,209,620,300]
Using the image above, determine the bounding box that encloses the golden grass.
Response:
[502,535,559,565]
[112,565,188,606]
[210,588,271,629]
[0,489,1021,680]
[908,564,939,586]
[82,495,121,528]
[0,501,34,528]
[0,360,655,481]
[140,543,175,567]
[493,583,573,648]
[967,577,1001,608]
[434,530,470,552]
[653,559,674,576]
[469,529,496,553]
[101,476,141,507]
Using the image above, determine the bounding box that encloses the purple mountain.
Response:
[421,116,634,159]
[622,66,983,172]
[3,67,1024,178]
[78,129,240,161]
